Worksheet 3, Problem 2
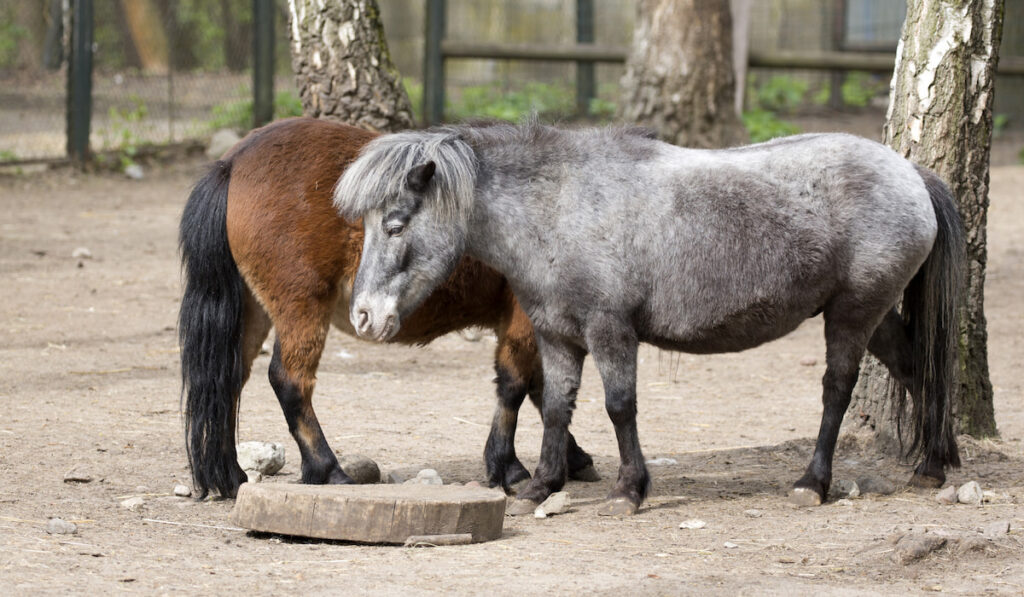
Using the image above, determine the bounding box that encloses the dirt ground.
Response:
[1,151,1022,595]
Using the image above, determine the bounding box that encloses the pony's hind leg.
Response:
[526,376,599,482]
[506,334,586,514]
[791,310,874,506]
[866,309,947,488]
[268,313,352,486]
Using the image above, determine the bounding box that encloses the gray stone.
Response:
[339,454,381,484]
[70,248,92,260]
[679,519,707,530]
[723,541,739,549]
[982,520,1010,538]
[121,497,145,512]
[936,485,957,504]
[743,509,763,518]
[535,491,570,517]
[236,441,285,475]
[982,490,1008,504]
[799,356,817,366]
[856,475,896,496]
[404,469,443,486]
[63,469,93,483]
[464,481,482,488]
[244,470,263,484]
[386,470,411,484]
[830,479,860,499]
[207,129,241,160]
[892,533,947,565]
[835,498,854,507]
[956,481,983,505]
[46,518,77,535]
[645,457,677,466]
[123,163,144,180]
[173,484,192,497]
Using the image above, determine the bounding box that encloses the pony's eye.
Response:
[386,223,405,237]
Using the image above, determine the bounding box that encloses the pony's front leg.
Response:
[505,334,585,515]
[586,317,649,516]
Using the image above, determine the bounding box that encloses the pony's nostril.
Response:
[357,310,370,331]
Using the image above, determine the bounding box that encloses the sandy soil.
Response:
[0,156,1022,595]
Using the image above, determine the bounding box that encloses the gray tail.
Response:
[894,165,964,469]
[178,160,247,498]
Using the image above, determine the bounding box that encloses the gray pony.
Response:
[334,120,963,515]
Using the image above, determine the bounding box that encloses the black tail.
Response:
[178,160,247,498]
[896,165,965,469]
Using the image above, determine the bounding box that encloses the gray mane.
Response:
[333,128,478,223]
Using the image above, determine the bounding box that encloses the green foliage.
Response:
[404,79,424,122]
[447,82,574,122]
[841,71,887,108]
[742,108,800,143]
[0,17,26,67]
[1018,146,1024,165]
[811,85,831,106]
[100,95,148,169]
[993,113,1009,138]
[210,89,305,131]
[587,97,618,121]
[750,75,807,114]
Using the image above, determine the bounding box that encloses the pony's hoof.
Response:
[908,473,944,489]
[569,464,601,482]
[597,498,638,517]
[505,498,541,516]
[789,487,823,507]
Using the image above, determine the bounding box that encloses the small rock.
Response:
[123,163,144,180]
[386,470,411,484]
[743,509,763,518]
[955,536,990,554]
[892,533,947,565]
[535,491,570,516]
[459,328,484,342]
[956,481,983,505]
[723,541,739,549]
[533,509,547,519]
[70,247,92,260]
[46,518,77,535]
[856,475,896,496]
[244,470,263,484]
[236,441,285,475]
[799,357,817,366]
[207,129,241,160]
[173,484,191,497]
[835,498,854,506]
[121,497,145,512]
[830,479,860,499]
[982,520,1010,538]
[339,454,381,484]
[404,469,443,485]
[645,457,677,466]
[63,469,93,483]
[679,519,707,530]
[935,485,957,505]
[464,481,482,488]
[982,490,1008,504]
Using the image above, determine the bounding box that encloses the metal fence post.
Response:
[576,0,595,116]
[67,0,93,164]
[253,0,275,128]
[424,0,446,126]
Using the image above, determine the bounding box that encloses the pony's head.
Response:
[333,129,477,341]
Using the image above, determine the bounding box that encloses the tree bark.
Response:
[849,0,1002,446]
[288,0,414,132]
[118,0,169,72]
[618,0,746,148]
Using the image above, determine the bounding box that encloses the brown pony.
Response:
[178,117,596,498]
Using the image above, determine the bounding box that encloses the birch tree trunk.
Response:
[849,0,1003,447]
[288,0,414,132]
[618,0,746,148]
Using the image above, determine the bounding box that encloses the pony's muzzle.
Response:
[351,298,400,342]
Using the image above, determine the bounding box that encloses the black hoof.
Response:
[302,464,354,485]
[791,473,828,506]
[487,459,532,493]
[910,461,945,488]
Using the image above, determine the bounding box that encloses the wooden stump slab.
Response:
[231,483,506,544]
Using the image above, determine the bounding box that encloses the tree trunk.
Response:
[288,0,414,132]
[618,0,746,148]
[849,0,1002,447]
[118,0,169,72]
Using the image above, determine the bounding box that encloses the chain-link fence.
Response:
[1,0,1020,165]
[0,0,298,164]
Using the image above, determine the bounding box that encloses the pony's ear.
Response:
[406,161,436,193]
